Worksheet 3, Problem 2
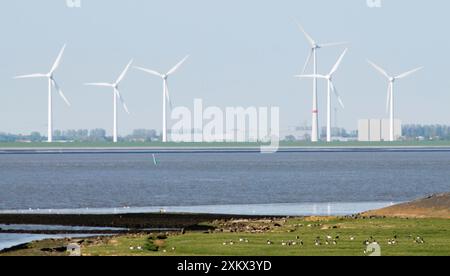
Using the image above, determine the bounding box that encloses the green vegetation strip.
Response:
[84,218,450,256]
[28,217,449,257]
[2,141,450,149]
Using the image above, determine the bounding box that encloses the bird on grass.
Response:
[414,236,425,244]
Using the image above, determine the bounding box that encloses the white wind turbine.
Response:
[135,55,189,143]
[85,60,133,143]
[296,49,348,143]
[14,44,71,143]
[295,21,347,143]
[368,60,423,142]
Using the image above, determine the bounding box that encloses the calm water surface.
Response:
[0,151,448,210]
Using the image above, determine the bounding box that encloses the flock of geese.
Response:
[221,234,426,253]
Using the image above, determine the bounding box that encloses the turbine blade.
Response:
[165,81,173,110]
[50,44,67,74]
[52,79,71,107]
[329,48,348,75]
[319,42,348,48]
[395,67,424,79]
[14,73,47,79]
[330,82,345,109]
[368,60,390,79]
[386,82,392,114]
[295,74,327,79]
[167,55,189,76]
[114,88,130,114]
[301,49,313,74]
[115,59,134,85]
[294,20,315,47]
[84,82,113,87]
[134,67,163,78]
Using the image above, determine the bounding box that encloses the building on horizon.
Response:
[358,119,402,142]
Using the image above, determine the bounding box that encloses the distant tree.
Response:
[284,135,296,142]
[29,132,42,142]
[89,129,107,141]
[128,129,158,142]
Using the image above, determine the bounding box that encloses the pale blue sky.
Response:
[0,0,447,135]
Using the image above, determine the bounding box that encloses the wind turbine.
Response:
[295,21,347,143]
[135,55,189,143]
[368,60,423,142]
[14,44,71,143]
[296,49,348,143]
[85,60,133,143]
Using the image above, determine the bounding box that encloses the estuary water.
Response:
[0,151,448,211]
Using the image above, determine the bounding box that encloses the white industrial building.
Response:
[358,119,402,142]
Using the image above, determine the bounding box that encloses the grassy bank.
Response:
[3,217,450,256]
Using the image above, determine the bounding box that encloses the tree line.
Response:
[0,129,160,143]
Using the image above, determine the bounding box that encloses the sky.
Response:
[0,0,447,135]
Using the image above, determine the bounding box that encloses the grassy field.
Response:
[1,141,450,149]
[77,217,450,256]
[2,217,449,256]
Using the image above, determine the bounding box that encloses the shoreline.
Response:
[1,193,449,256]
[0,213,281,232]
[2,146,450,154]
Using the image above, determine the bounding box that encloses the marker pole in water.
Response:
[152,154,159,166]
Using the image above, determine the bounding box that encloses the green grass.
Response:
[83,218,450,256]
[2,140,450,149]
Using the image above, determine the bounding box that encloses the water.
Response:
[0,151,449,211]
[0,234,96,251]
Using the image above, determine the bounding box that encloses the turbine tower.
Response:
[14,44,71,143]
[295,21,347,143]
[297,49,348,143]
[85,60,133,143]
[368,60,423,142]
[135,55,189,143]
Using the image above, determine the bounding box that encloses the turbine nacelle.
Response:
[14,44,70,143]
[134,55,190,143]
